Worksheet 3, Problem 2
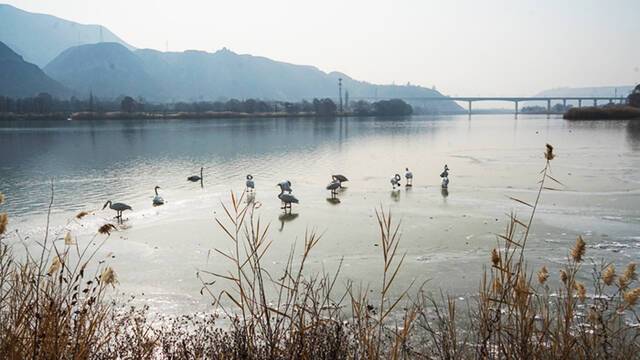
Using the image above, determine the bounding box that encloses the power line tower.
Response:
[338,78,343,113]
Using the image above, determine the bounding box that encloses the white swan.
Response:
[390,174,401,189]
[439,164,450,178]
[326,179,341,197]
[441,177,449,189]
[278,180,292,193]
[246,174,255,192]
[277,183,299,213]
[332,174,349,187]
[405,168,413,186]
[152,186,165,206]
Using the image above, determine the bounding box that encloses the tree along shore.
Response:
[0,110,421,121]
[563,84,640,120]
[0,95,423,120]
[563,106,640,120]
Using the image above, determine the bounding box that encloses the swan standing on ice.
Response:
[277,183,299,213]
[390,174,401,189]
[441,177,450,189]
[152,186,165,206]
[440,164,450,189]
[439,164,449,179]
[278,180,293,193]
[245,174,255,192]
[405,168,413,186]
[326,179,341,197]
[332,174,349,187]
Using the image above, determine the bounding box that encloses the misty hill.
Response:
[0,3,133,67]
[44,43,159,100]
[135,48,453,102]
[44,43,461,111]
[0,41,68,98]
[536,86,634,98]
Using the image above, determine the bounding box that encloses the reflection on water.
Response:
[278,212,299,231]
[1,115,640,314]
[627,121,640,150]
[245,192,256,205]
[326,197,341,205]
[390,190,401,202]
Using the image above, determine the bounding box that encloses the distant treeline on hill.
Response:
[0,93,415,118]
[562,84,640,120]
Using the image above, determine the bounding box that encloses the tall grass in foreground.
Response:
[0,144,639,359]
[0,185,127,358]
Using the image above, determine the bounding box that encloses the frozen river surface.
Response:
[1,115,639,313]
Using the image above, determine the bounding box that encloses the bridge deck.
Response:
[350,96,627,115]
[354,96,626,102]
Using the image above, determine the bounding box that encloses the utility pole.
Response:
[345,90,349,110]
[338,78,343,113]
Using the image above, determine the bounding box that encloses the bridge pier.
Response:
[578,99,582,108]
[547,99,551,116]
[563,99,567,109]
[468,101,472,115]
[514,100,519,118]
[594,99,598,107]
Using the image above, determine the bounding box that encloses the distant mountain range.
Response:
[0,41,68,98]
[41,42,460,112]
[0,3,132,67]
[535,86,635,98]
[0,3,461,111]
[45,42,159,100]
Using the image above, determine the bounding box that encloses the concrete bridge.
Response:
[353,96,628,116]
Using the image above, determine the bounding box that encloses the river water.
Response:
[1,115,639,314]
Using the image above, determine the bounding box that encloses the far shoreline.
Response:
[563,105,640,120]
[8,109,640,122]
[0,110,469,121]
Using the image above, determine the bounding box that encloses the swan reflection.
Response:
[278,212,299,231]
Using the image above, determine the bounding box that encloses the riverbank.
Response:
[0,111,350,121]
[0,111,411,121]
[563,105,640,120]
[0,109,471,121]
[0,112,69,121]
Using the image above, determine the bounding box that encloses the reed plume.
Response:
[602,264,616,286]
[0,213,7,235]
[571,235,586,262]
[537,265,549,285]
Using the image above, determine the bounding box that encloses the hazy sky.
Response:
[6,0,640,96]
